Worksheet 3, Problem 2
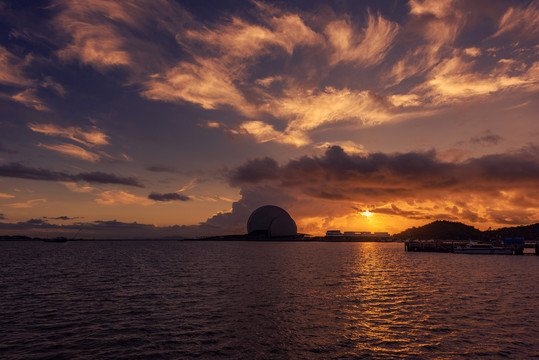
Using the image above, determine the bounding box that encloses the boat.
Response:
[453,241,513,255]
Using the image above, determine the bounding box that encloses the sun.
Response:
[361,210,373,217]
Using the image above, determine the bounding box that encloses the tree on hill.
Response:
[393,220,482,240]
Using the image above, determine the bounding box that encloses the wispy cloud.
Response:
[37,143,101,162]
[0,45,34,87]
[0,193,15,199]
[0,162,144,187]
[29,123,109,146]
[142,58,255,115]
[7,198,47,209]
[41,0,539,150]
[326,12,399,66]
[61,182,97,193]
[492,0,539,41]
[11,89,49,111]
[95,190,153,206]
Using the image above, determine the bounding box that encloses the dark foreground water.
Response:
[0,241,537,359]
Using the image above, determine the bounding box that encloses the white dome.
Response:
[247,205,297,237]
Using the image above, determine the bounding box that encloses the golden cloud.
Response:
[95,190,153,206]
[11,89,49,112]
[37,143,101,162]
[326,12,399,66]
[29,123,110,146]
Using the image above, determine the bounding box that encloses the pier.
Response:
[404,239,539,255]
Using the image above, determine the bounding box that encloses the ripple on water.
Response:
[0,241,538,359]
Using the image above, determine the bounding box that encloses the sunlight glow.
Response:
[361,210,373,217]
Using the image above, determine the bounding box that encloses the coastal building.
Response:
[324,230,392,241]
[247,205,297,238]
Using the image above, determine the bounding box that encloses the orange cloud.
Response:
[422,55,538,104]
[11,89,49,111]
[95,190,153,206]
[29,123,109,146]
[143,58,254,115]
[326,12,399,66]
[493,0,539,41]
[37,143,101,162]
[61,182,97,193]
[7,198,47,209]
[0,45,34,87]
[54,0,132,68]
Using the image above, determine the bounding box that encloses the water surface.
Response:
[0,241,537,359]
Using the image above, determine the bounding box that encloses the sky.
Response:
[0,0,538,238]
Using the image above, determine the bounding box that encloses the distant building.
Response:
[324,230,392,241]
[247,205,297,238]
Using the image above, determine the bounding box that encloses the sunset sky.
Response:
[0,0,538,238]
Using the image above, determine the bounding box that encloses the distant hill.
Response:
[484,223,539,240]
[394,220,482,240]
[394,220,539,240]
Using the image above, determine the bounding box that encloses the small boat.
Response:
[453,241,513,255]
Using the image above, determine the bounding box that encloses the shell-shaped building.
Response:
[247,205,297,237]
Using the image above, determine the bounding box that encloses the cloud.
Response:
[0,162,144,187]
[61,182,97,193]
[182,12,319,60]
[0,218,182,239]
[469,131,503,146]
[250,87,397,146]
[0,213,4,220]
[37,143,101,162]
[54,0,134,69]
[11,89,49,111]
[95,190,153,205]
[226,145,539,228]
[325,12,399,66]
[229,157,280,187]
[0,45,33,87]
[44,216,81,220]
[7,198,47,209]
[145,165,177,173]
[417,55,538,105]
[148,192,191,202]
[142,58,255,115]
[29,123,109,146]
[39,0,538,150]
[492,0,539,41]
[0,193,15,199]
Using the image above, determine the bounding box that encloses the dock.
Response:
[404,239,539,255]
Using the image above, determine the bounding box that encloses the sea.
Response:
[0,240,537,359]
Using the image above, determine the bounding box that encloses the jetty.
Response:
[404,238,539,255]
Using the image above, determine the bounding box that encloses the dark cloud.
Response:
[74,172,144,187]
[0,163,144,187]
[469,132,503,146]
[146,165,177,173]
[228,157,280,186]
[0,213,5,220]
[43,216,81,220]
[373,204,459,221]
[0,219,181,239]
[148,192,191,202]
[228,146,539,202]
